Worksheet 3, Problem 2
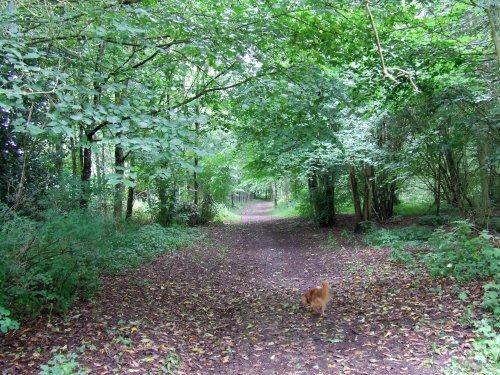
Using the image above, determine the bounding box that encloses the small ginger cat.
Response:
[301,280,330,316]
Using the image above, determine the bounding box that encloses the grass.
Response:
[270,204,299,218]
[393,200,434,216]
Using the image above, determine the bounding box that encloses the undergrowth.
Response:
[270,204,299,218]
[212,202,241,223]
[365,220,499,373]
[0,204,198,325]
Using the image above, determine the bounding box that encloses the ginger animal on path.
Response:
[301,280,330,316]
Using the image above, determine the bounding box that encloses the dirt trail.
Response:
[1,201,479,374]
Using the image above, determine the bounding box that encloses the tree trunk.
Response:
[284,178,290,208]
[70,137,78,178]
[323,170,336,226]
[80,135,92,209]
[113,145,125,218]
[193,161,199,205]
[362,165,371,221]
[349,165,362,226]
[126,186,134,219]
[486,4,500,65]
[273,181,278,208]
[476,122,491,225]
[435,168,441,216]
[54,140,64,177]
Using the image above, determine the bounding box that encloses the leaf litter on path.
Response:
[0,202,484,374]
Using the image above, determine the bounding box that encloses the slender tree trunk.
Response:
[476,122,491,225]
[349,165,362,226]
[284,178,290,208]
[80,41,105,209]
[126,186,134,219]
[193,161,199,205]
[114,145,125,218]
[79,125,84,175]
[157,181,175,227]
[323,170,336,226]
[273,181,278,208]
[362,165,371,221]
[193,122,200,205]
[486,4,500,65]
[70,137,78,178]
[54,140,64,177]
[80,133,92,209]
[435,168,441,216]
[12,141,31,211]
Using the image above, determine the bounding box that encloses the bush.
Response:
[0,205,198,320]
[364,224,432,249]
[212,203,240,224]
[100,224,199,273]
[293,188,315,219]
[200,194,215,224]
[389,249,415,265]
[174,202,201,226]
[422,221,499,282]
[417,214,451,226]
[0,208,111,317]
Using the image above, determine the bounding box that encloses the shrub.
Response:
[200,194,216,224]
[0,205,198,320]
[422,221,499,282]
[389,249,415,265]
[100,224,199,273]
[417,215,451,226]
[364,224,432,249]
[0,208,110,316]
[482,283,500,326]
[212,203,240,224]
[174,202,201,226]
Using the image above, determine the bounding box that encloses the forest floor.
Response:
[1,201,485,374]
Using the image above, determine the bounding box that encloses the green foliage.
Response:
[100,224,199,274]
[422,221,499,282]
[0,208,110,316]
[482,283,500,325]
[293,188,315,220]
[446,319,500,375]
[364,224,432,249]
[0,306,19,333]
[200,195,216,224]
[39,352,87,375]
[417,215,452,226]
[389,249,415,265]
[394,201,434,216]
[0,206,198,319]
[212,203,240,224]
[174,202,201,226]
[270,204,299,219]
[162,350,181,375]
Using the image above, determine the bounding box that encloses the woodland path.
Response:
[1,201,480,374]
